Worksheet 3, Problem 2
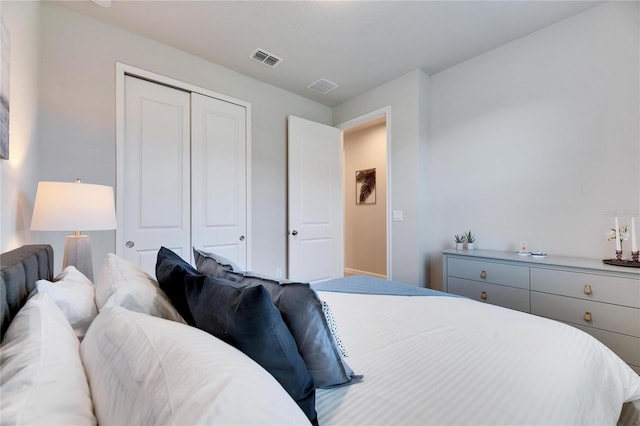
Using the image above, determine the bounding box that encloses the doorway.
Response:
[341,113,389,279]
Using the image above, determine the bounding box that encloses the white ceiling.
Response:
[52,0,601,107]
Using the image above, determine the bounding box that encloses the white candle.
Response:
[632,217,638,253]
[615,217,622,251]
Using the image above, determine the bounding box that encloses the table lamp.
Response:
[31,179,117,280]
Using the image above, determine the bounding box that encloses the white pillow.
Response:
[95,253,184,323]
[81,306,310,426]
[0,292,96,426]
[36,265,98,339]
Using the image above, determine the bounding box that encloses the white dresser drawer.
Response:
[448,277,530,312]
[531,291,640,338]
[531,268,640,308]
[448,257,529,290]
[572,323,640,369]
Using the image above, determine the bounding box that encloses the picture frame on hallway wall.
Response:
[0,16,9,160]
[356,168,376,205]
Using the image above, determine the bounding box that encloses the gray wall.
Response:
[426,1,640,289]
[33,2,331,274]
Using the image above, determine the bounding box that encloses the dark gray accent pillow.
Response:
[192,247,239,272]
[194,252,361,389]
[156,248,318,425]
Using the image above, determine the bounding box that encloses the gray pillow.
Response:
[192,247,240,272]
[194,252,362,389]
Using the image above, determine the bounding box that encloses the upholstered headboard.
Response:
[0,244,54,341]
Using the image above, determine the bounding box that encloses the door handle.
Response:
[291,230,298,236]
[239,235,245,241]
[125,240,135,248]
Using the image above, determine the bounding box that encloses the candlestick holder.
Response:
[603,250,640,268]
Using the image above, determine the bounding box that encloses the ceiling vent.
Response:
[308,78,339,95]
[250,49,282,68]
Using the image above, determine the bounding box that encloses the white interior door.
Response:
[121,76,191,275]
[288,116,343,282]
[191,93,248,269]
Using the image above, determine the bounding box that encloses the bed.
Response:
[1,245,639,425]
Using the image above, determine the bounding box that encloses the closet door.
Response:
[191,93,247,270]
[121,76,191,275]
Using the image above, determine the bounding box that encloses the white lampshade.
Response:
[31,181,117,232]
[31,180,116,281]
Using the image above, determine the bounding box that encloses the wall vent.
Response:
[250,49,282,68]
[308,78,338,95]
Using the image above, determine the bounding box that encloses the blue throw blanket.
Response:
[311,275,456,297]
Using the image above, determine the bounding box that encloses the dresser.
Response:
[442,249,640,374]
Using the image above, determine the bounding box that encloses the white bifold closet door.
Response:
[190,93,247,268]
[121,76,247,276]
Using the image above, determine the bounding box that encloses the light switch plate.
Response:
[392,210,403,222]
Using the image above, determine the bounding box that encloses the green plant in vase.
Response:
[454,234,466,250]
[465,231,476,250]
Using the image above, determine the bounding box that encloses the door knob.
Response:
[239,235,245,241]
[125,240,135,248]
[291,230,298,236]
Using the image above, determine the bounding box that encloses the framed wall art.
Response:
[356,168,376,204]
[0,18,10,160]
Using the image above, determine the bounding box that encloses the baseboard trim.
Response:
[344,268,387,280]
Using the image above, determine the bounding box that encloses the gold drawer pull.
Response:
[480,270,487,279]
[584,311,592,322]
[481,291,487,300]
[584,285,592,295]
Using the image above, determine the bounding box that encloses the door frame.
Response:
[337,106,392,280]
[114,62,253,268]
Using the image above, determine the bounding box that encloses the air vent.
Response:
[308,78,339,95]
[250,49,282,68]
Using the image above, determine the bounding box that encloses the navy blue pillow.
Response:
[155,248,198,325]
[156,248,317,425]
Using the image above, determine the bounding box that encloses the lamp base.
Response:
[63,235,93,280]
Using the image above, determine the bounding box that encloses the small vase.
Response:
[456,242,464,250]
[466,243,475,250]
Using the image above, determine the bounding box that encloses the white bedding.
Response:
[315,292,640,425]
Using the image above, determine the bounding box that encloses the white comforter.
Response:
[315,292,640,426]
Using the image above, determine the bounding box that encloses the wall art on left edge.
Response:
[0,19,10,160]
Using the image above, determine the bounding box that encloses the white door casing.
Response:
[122,76,191,275]
[191,93,248,270]
[287,116,343,283]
